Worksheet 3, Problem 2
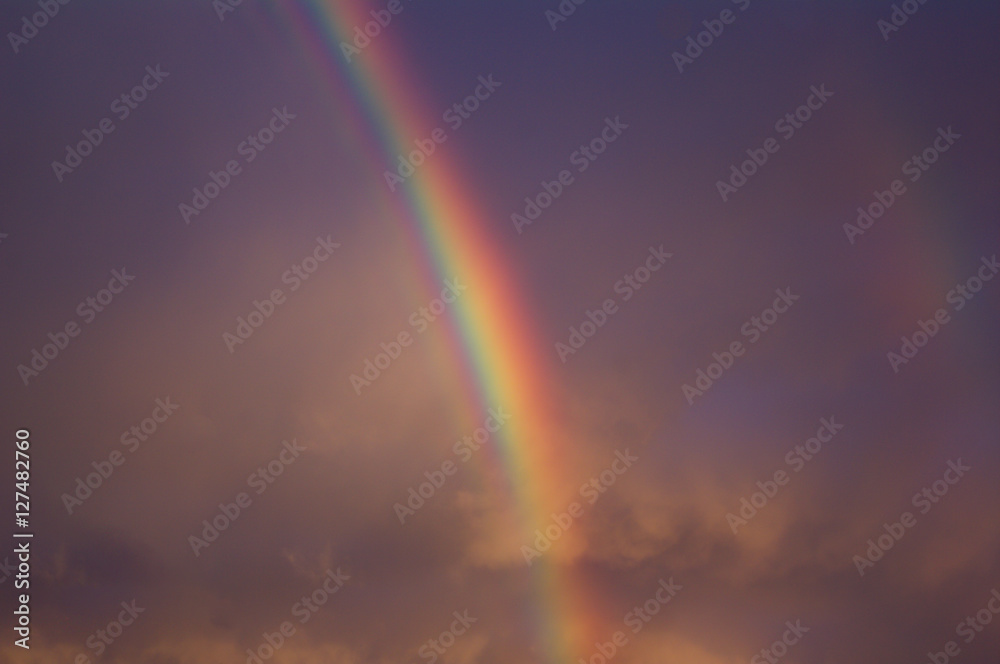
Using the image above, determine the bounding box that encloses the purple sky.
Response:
[1,1,998,663]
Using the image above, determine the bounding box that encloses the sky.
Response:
[1,1,998,663]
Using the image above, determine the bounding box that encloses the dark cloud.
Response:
[1,1,998,663]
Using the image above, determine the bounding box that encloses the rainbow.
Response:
[253,1,598,661]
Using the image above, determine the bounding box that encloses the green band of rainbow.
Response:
[258,1,597,661]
